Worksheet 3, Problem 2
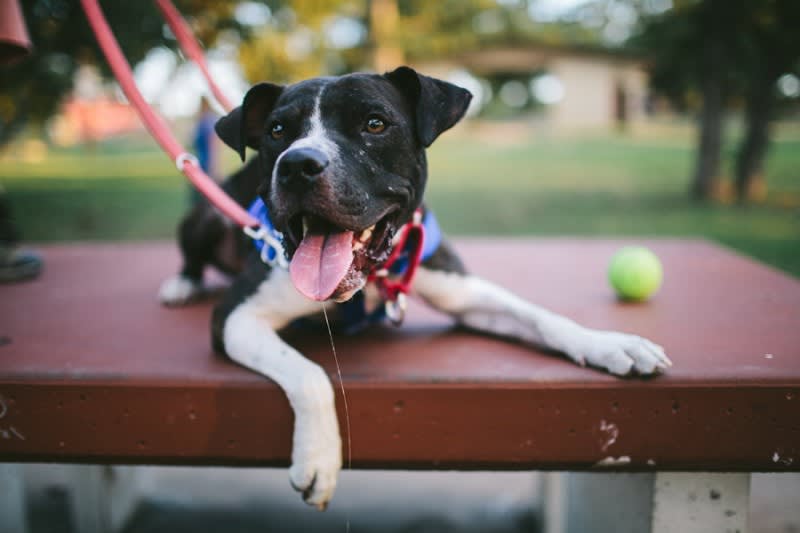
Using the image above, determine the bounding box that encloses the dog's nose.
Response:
[276,148,329,191]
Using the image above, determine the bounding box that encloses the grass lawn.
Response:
[1,121,798,277]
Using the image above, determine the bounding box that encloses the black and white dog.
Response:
[159,67,671,510]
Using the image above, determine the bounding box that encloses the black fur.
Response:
[384,66,473,147]
[174,157,263,283]
[211,252,271,354]
[216,83,284,161]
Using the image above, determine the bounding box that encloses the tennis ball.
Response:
[608,246,663,302]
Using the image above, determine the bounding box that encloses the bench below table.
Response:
[1,238,799,532]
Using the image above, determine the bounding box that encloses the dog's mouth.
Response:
[283,211,396,302]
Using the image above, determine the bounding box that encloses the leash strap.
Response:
[153,0,233,113]
[80,0,262,232]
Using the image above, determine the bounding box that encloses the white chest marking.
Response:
[271,86,339,191]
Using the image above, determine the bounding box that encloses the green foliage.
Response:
[394,0,614,61]
[238,0,621,83]
[237,0,368,83]
[631,0,800,107]
[0,0,649,140]
[0,0,239,146]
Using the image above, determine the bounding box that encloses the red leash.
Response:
[152,0,233,113]
[80,0,260,230]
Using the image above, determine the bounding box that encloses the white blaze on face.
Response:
[272,84,356,302]
[271,85,339,192]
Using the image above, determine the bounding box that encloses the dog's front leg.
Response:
[414,267,671,376]
[220,269,341,510]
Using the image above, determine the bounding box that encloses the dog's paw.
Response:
[568,330,672,376]
[158,275,202,306]
[289,455,340,511]
[288,420,342,511]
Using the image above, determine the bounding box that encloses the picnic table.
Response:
[1,238,798,532]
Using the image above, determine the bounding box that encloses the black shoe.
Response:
[0,246,43,283]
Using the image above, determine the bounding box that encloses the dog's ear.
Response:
[215,82,284,161]
[384,66,472,147]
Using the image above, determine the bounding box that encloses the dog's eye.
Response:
[270,123,285,140]
[365,117,386,134]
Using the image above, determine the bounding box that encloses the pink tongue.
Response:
[290,230,355,301]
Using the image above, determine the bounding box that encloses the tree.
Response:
[235,0,615,84]
[632,0,738,201]
[632,0,800,202]
[0,0,239,149]
[732,0,800,201]
[237,0,367,84]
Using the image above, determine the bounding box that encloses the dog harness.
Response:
[248,197,442,331]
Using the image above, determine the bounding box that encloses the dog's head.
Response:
[215,67,472,302]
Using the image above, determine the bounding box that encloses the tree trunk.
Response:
[735,74,774,202]
[690,38,726,201]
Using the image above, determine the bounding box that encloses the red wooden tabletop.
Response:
[1,239,798,470]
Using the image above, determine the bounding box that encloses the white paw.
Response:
[158,275,202,306]
[288,410,342,510]
[569,330,672,376]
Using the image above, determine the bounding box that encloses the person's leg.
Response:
[0,190,43,282]
[0,189,19,244]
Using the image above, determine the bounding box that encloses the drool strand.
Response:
[321,304,351,532]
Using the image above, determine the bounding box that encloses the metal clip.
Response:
[175,152,200,171]
[384,292,407,326]
[243,225,288,269]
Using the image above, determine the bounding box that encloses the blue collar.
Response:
[248,198,285,265]
[247,197,441,267]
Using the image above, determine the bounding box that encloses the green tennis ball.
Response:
[608,246,663,302]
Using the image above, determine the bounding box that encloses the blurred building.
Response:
[417,44,648,131]
[48,64,143,147]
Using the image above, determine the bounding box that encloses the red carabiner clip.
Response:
[369,209,425,325]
